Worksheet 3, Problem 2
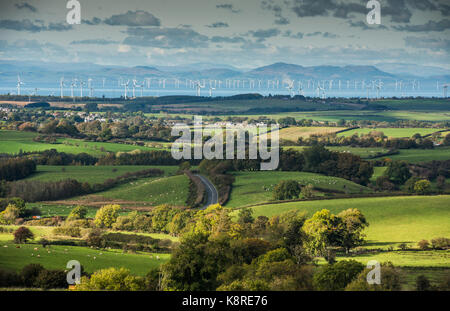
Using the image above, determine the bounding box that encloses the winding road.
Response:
[195,174,218,209]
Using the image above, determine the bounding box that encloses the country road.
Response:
[195,174,218,209]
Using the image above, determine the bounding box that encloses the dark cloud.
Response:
[14,2,37,12]
[306,31,339,38]
[291,0,420,23]
[247,28,281,42]
[123,27,209,48]
[393,19,450,32]
[0,19,72,32]
[348,20,388,30]
[211,36,246,43]
[283,30,304,39]
[261,0,290,25]
[104,10,160,26]
[82,17,102,25]
[405,36,450,51]
[216,4,240,13]
[206,22,229,28]
[71,39,119,45]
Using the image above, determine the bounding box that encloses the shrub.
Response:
[74,267,146,291]
[85,229,105,248]
[417,240,429,250]
[313,260,365,291]
[94,204,121,228]
[67,206,88,220]
[413,179,431,195]
[273,180,301,200]
[13,226,34,243]
[398,243,408,250]
[431,237,450,250]
[0,269,22,287]
[21,263,45,287]
[416,275,432,291]
[345,262,402,291]
[0,204,20,225]
[35,269,67,289]
[53,226,82,238]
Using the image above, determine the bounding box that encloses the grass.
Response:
[226,171,372,208]
[375,147,450,163]
[0,241,169,276]
[246,195,450,247]
[26,165,178,184]
[0,130,168,156]
[71,174,190,207]
[271,126,346,142]
[283,146,390,159]
[339,128,447,138]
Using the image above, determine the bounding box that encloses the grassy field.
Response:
[0,241,169,276]
[246,195,450,247]
[270,126,346,142]
[26,165,178,184]
[339,128,446,138]
[67,174,190,207]
[226,171,372,208]
[0,130,167,155]
[376,147,450,162]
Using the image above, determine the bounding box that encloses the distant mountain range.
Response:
[0,60,449,86]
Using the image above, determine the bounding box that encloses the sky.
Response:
[0,0,449,69]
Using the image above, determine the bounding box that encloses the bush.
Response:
[313,260,365,291]
[85,229,105,248]
[74,267,146,291]
[13,226,34,243]
[0,204,20,225]
[94,204,121,228]
[0,269,22,287]
[53,226,82,237]
[67,206,88,220]
[413,179,432,195]
[345,262,402,291]
[273,180,301,200]
[431,237,450,250]
[21,263,45,287]
[416,275,432,291]
[417,240,429,250]
[35,269,67,289]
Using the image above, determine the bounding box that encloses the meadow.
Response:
[283,146,390,158]
[339,127,447,138]
[376,147,450,162]
[26,165,178,184]
[272,126,347,142]
[66,174,191,208]
[245,195,450,247]
[226,171,372,208]
[0,130,168,156]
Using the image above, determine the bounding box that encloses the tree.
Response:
[436,175,446,190]
[94,204,121,228]
[404,176,421,193]
[237,208,254,225]
[313,260,365,291]
[75,267,146,291]
[345,262,402,291]
[414,179,431,195]
[273,180,301,200]
[376,176,395,191]
[416,275,432,291]
[67,205,88,220]
[300,184,314,198]
[337,208,368,253]
[13,226,34,244]
[21,263,45,287]
[0,204,20,225]
[384,161,411,185]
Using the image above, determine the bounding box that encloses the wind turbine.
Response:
[121,80,130,99]
[376,81,383,99]
[59,77,65,98]
[88,78,93,97]
[17,75,24,96]
[286,80,294,98]
[443,84,449,98]
[79,79,86,97]
[70,79,77,101]
[209,87,215,97]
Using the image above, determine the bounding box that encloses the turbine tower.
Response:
[59,77,65,98]
[17,75,24,96]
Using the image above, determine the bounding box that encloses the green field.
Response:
[284,146,390,159]
[376,147,450,162]
[0,130,167,155]
[339,127,446,138]
[69,174,190,207]
[246,195,450,247]
[26,165,178,184]
[226,171,372,208]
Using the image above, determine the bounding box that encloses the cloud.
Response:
[405,36,450,51]
[247,28,281,42]
[0,19,72,32]
[210,36,246,43]
[103,10,161,26]
[348,20,388,30]
[305,32,339,38]
[393,19,450,32]
[71,39,119,45]
[283,30,303,39]
[123,27,209,48]
[216,4,240,13]
[261,0,290,25]
[206,22,229,28]
[14,2,37,12]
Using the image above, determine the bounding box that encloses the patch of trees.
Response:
[36,149,98,165]
[0,263,70,289]
[97,150,198,166]
[0,158,36,181]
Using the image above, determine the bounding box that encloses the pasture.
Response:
[338,127,446,138]
[377,147,450,162]
[226,171,372,208]
[245,195,450,247]
[26,165,178,184]
[272,126,347,142]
